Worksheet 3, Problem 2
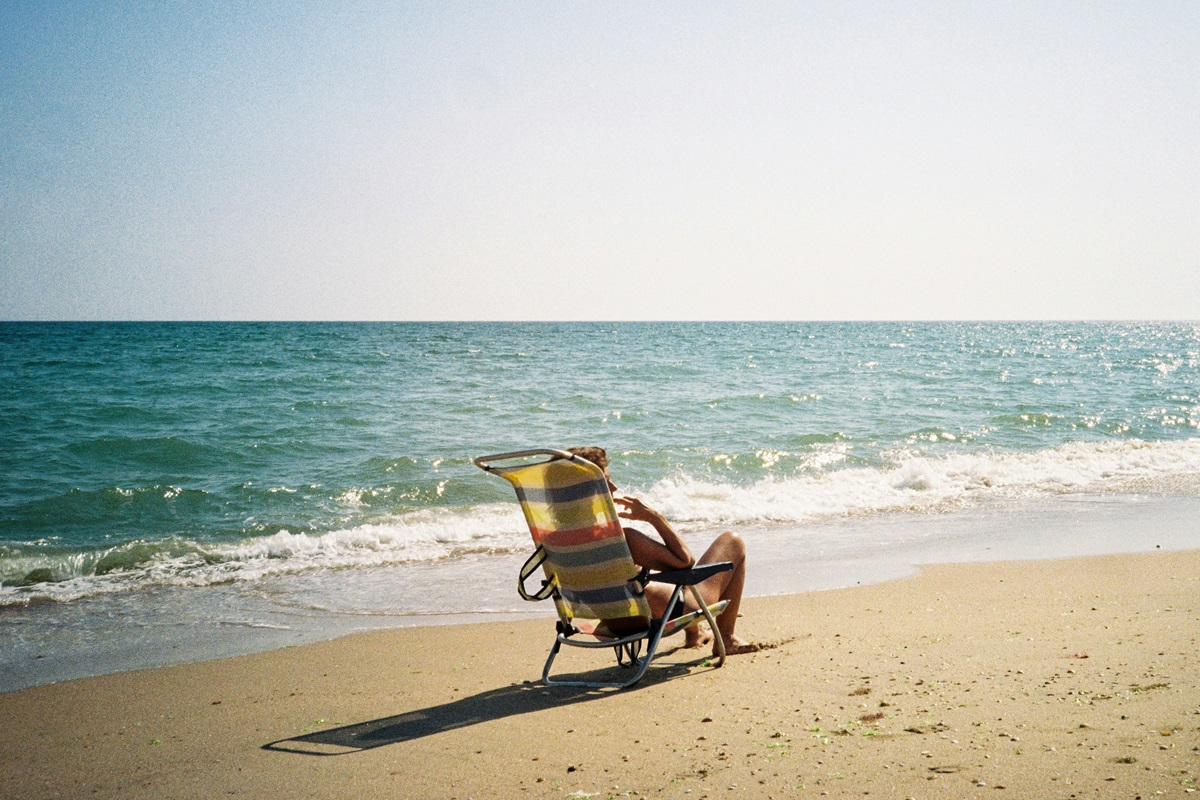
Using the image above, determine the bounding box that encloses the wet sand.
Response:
[2,548,1198,799]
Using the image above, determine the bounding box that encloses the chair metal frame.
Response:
[476,448,730,689]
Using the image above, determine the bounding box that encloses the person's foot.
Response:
[684,625,714,649]
[718,636,762,656]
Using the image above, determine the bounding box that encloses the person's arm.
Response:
[615,495,695,571]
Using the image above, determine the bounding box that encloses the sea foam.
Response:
[0,504,528,605]
[3,438,1198,606]
[644,438,1200,527]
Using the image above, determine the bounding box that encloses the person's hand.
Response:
[613,494,658,523]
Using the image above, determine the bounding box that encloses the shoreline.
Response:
[3,491,1199,693]
[2,547,1198,799]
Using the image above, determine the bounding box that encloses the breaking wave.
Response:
[3,438,1198,606]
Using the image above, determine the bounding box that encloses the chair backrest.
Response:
[486,453,650,625]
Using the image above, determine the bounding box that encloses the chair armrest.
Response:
[646,561,733,586]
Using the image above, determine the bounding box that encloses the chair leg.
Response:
[617,640,643,667]
[541,640,563,685]
[541,618,668,690]
[541,639,656,689]
[539,586,719,689]
[689,584,726,667]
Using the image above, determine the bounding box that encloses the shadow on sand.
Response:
[263,649,705,755]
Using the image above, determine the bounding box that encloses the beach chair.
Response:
[475,448,731,689]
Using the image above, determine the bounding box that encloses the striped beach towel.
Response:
[489,455,650,624]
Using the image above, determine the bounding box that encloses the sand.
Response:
[2,549,1197,799]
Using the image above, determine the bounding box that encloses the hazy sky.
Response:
[2,2,1197,320]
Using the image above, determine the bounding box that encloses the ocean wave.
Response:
[66,436,228,470]
[643,438,1200,528]
[0,504,529,606]
[3,438,1198,606]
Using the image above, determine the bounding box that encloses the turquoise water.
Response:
[2,321,1199,688]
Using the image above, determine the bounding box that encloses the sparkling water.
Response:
[2,321,1198,688]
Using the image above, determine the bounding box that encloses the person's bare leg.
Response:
[684,531,756,655]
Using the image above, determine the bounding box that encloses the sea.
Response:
[2,321,1198,691]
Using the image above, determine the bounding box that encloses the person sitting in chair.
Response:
[567,446,759,656]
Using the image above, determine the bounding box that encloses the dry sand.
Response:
[2,549,1197,799]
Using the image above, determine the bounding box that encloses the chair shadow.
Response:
[263,646,703,755]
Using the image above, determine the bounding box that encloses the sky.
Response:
[1,2,1197,321]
